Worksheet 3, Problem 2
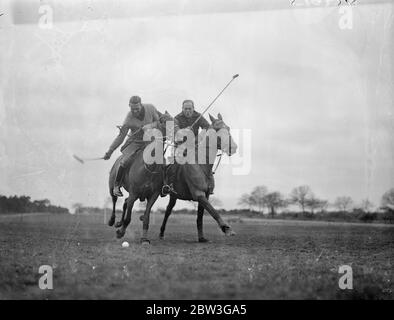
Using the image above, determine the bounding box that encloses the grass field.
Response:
[0,212,393,299]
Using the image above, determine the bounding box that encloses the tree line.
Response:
[0,195,69,214]
[238,186,394,217]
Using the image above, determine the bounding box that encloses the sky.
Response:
[0,0,393,211]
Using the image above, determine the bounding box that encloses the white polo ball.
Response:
[121,241,129,248]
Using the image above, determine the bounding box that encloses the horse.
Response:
[159,112,238,242]
[107,111,172,244]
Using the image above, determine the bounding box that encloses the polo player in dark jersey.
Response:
[163,99,215,195]
[174,99,210,137]
[103,95,163,197]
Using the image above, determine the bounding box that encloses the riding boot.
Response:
[161,165,174,196]
[113,165,125,197]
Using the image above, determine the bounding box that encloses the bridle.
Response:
[197,122,232,174]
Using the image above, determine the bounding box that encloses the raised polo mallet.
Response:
[190,74,239,129]
[73,154,104,164]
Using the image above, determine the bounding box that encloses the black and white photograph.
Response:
[0,0,393,305]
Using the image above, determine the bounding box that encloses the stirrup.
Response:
[113,186,123,197]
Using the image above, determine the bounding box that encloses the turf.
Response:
[0,213,393,299]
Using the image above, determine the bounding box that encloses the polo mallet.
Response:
[73,154,104,164]
[190,74,239,129]
[72,124,144,164]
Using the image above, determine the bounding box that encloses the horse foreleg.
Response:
[141,191,160,244]
[159,196,177,239]
[108,195,117,226]
[116,194,136,239]
[197,195,235,237]
[115,197,128,228]
[197,202,209,243]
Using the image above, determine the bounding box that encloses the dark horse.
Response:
[159,113,238,242]
[107,111,172,244]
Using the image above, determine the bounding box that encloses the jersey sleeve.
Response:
[108,113,130,153]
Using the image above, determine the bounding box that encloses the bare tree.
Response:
[264,191,287,217]
[306,195,328,214]
[381,188,394,208]
[250,186,268,213]
[290,185,313,214]
[360,199,374,213]
[334,196,353,212]
[381,188,394,218]
[238,193,254,211]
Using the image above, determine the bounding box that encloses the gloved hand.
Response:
[103,151,112,160]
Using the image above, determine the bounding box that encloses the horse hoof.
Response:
[159,234,164,240]
[108,217,115,227]
[222,226,236,237]
[116,229,125,239]
[198,237,209,243]
[141,238,151,245]
[115,221,123,228]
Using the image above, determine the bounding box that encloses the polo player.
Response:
[104,95,163,197]
[163,99,215,195]
[174,99,210,137]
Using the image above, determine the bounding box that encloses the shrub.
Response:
[358,211,377,222]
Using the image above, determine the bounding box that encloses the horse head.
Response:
[208,113,238,156]
[158,110,173,136]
